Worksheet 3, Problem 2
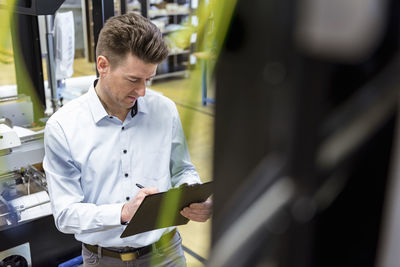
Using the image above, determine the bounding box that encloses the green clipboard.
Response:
[120,181,213,238]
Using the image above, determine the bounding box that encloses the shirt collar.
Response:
[87,79,149,123]
[137,94,148,115]
[87,80,109,123]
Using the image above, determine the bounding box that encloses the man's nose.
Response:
[136,81,146,97]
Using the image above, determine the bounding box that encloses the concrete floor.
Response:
[0,58,215,266]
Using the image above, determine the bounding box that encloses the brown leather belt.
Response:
[84,229,177,262]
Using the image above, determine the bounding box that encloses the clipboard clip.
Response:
[179,183,189,188]
[179,183,200,189]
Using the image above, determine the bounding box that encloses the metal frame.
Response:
[91,0,115,55]
[201,59,214,106]
[12,0,65,16]
[10,13,46,116]
[120,0,127,14]
[9,0,70,118]
[91,0,115,76]
[139,0,149,17]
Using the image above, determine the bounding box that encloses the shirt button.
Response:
[126,196,130,201]
[125,173,128,177]
[123,149,127,154]
[109,116,113,119]
[122,126,125,130]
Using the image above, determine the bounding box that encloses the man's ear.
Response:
[97,55,110,76]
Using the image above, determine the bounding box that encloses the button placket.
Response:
[120,124,131,202]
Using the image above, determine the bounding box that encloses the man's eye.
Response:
[128,79,138,83]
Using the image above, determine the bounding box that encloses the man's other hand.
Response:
[121,187,158,223]
[180,197,212,222]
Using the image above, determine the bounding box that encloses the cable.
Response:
[182,245,206,264]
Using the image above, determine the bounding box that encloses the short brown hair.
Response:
[96,12,169,66]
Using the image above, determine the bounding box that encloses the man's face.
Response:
[98,53,157,112]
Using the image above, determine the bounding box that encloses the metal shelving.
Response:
[149,11,189,18]
[140,0,193,80]
[169,50,190,55]
[152,70,188,81]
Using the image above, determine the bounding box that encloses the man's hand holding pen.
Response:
[121,184,158,224]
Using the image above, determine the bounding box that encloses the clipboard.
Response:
[120,181,213,238]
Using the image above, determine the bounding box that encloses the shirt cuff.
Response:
[99,203,125,226]
[175,175,201,187]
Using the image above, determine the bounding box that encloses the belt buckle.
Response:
[120,251,138,262]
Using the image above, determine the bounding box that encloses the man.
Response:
[43,12,212,266]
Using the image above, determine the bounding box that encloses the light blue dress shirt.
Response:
[43,81,200,247]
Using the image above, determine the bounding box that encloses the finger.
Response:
[189,200,212,209]
[182,207,211,216]
[180,210,210,222]
[141,187,159,195]
[189,203,210,210]
[134,191,148,201]
[181,208,212,221]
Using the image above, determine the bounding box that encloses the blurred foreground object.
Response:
[210,0,400,266]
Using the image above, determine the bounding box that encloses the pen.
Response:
[136,183,144,189]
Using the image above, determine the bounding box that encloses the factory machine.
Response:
[0,0,81,265]
[0,91,80,266]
